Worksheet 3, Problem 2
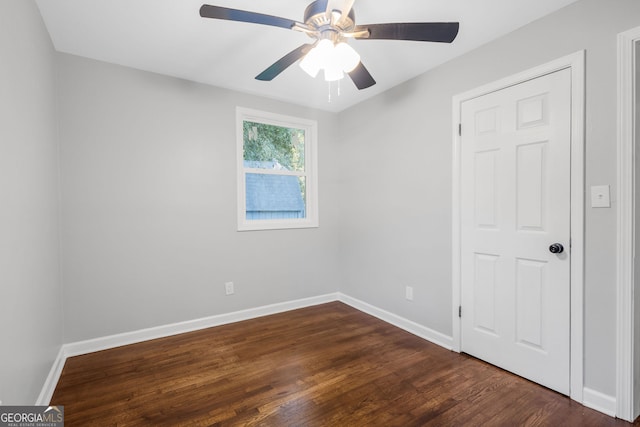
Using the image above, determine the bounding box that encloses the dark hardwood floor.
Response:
[52,302,638,426]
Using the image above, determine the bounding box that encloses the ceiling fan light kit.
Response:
[299,40,360,81]
[199,0,459,90]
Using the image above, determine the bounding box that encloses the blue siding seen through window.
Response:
[245,161,305,220]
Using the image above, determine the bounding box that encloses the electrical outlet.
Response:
[225,282,234,295]
[405,286,414,301]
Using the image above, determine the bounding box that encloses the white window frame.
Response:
[236,107,319,231]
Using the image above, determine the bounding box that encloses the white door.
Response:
[460,68,571,395]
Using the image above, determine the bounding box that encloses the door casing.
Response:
[616,26,640,422]
[451,51,585,403]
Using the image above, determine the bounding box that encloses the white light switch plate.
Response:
[591,185,611,208]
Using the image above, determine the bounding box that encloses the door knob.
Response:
[549,243,564,254]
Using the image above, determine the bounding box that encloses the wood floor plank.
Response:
[52,302,638,426]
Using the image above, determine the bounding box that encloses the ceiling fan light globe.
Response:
[299,49,321,78]
[324,65,344,82]
[334,42,360,72]
[315,39,335,64]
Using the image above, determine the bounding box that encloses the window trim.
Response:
[236,107,319,231]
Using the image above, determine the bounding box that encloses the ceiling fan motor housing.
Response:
[304,0,356,37]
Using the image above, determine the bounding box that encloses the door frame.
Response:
[616,26,640,423]
[451,51,585,403]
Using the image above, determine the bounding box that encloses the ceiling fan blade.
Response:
[348,62,376,90]
[354,22,459,43]
[200,4,300,30]
[256,44,315,81]
[325,0,355,24]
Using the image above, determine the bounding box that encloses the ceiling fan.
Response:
[199,0,459,90]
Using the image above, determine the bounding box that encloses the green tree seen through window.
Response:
[243,121,305,172]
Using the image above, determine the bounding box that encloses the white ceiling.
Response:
[35,0,579,112]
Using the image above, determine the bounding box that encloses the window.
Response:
[236,107,318,231]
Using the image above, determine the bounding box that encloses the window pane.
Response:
[243,121,305,172]
[245,173,306,220]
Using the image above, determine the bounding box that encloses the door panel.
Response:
[460,69,571,395]
[516,142,546,231]
[515,258,546,350]
[474,253,498,335]
[474,150,499,228]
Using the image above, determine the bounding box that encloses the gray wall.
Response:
[57,54,342,342]
[0,1,62,405]
[337,0,640,397]
[635,39,640,419]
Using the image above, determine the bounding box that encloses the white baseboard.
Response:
[35,346,66,405]
[583,387,617,417]
[337,293,454,350]
[37,293,338,404]
[64,293,339,358]
[38,292,454,404]
[39,291,615,422]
